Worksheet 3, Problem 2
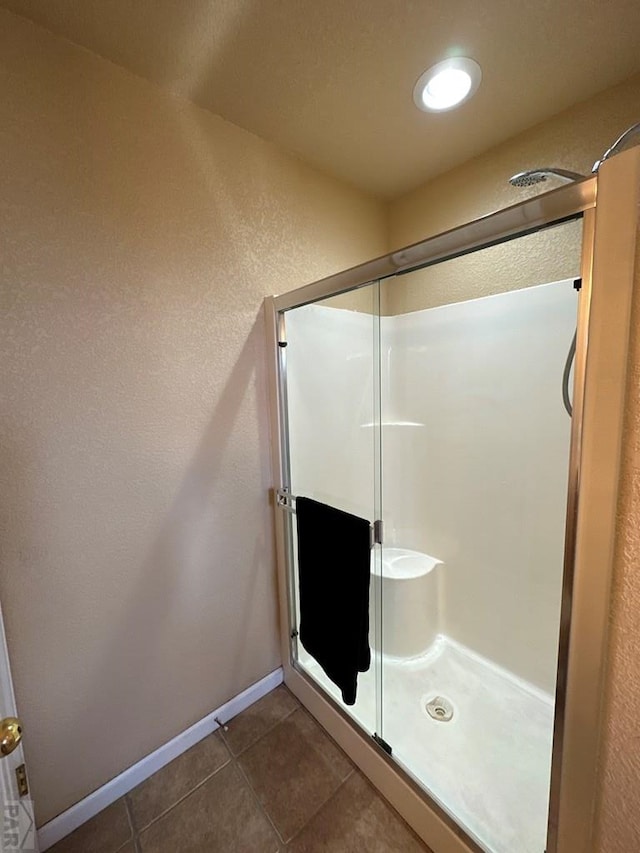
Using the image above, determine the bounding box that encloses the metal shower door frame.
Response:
[264,146,640,853]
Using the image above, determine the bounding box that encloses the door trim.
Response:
[550,148,640,852]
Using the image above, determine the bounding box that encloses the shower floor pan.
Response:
[300,635,553,853]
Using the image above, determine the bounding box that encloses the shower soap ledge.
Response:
[360,420,425,428]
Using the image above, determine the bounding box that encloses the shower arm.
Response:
[592,120,640,172]
[539,168,587,182]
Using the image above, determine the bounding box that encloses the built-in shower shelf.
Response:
[360,421,425,428]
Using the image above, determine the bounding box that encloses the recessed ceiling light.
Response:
[413,57,482,113]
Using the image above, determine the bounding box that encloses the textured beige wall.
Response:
[383,221,583,313]
[0,10,386,825]
[593,216,640,853]
[389,75,640,853]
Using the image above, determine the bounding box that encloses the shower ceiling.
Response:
[3,0,640,198]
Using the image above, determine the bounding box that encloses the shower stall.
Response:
[265,149,640,853]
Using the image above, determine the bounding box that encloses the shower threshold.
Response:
[300,635,553,853]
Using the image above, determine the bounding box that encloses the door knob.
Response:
[0,717,23,756]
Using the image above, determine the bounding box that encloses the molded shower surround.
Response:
[286,281,576,853]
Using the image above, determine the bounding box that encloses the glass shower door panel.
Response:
[377,220,584,853]
[283,284,382,738]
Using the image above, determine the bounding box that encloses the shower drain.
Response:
[425,695,454,722]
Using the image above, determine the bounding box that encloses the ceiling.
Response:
[4,0,640,198]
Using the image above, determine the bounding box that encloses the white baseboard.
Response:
[37,667,283,851]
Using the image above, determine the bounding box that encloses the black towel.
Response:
[295,497,372,705]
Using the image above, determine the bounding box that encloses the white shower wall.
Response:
[383,281,575,692]
[286,302,377,522]
[286,279,576,693]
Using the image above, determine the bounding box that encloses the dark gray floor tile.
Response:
[222,685,299,756]
[138,762,278,853]
[287,772,431,852]
[127,732,229,830]
[238,707,352,842]
[48,799,132,853]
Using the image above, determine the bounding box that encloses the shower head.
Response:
[592,120,640,172]
[509,168,586,188]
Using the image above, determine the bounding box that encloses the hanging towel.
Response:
[295,497,372,705]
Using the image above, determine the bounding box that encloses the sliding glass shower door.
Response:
[376,220,584,853]
[278,214,586,853]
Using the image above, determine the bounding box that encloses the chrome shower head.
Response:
[592,120,640,172]
[509,171,548,188]
[509,168,586,188]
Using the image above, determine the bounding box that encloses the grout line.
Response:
[221,702,300,758]
[232,707,357,849]
[232,750,284,848]
[123,793,134,832]
[125,697,301,846]
[122,795,137,850]
[131,749,233,836]
[283,771,355,849]
[206,692,304,848]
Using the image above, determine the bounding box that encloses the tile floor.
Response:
[49,685,431,852]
